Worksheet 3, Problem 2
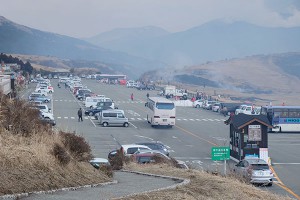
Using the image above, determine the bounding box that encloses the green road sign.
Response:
[211,146,230,161]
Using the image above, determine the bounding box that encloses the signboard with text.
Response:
[211,146,230,161]
[248,125,262,141]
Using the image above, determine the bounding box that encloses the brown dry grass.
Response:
[0,96,111,195]
[120,163,292,200]
[0,129,111,195]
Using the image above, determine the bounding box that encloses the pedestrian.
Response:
[222,106,228,117]
[131,93,134,101]
[78,108,83,122]
[146,93,149,99]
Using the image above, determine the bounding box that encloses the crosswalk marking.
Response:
[55,116,224,122]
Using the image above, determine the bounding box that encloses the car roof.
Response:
[121,144,151,151]
[136,141,164,146]
[90,158,109,163]
[245,158,268,165]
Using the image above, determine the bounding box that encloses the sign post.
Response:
[211,146,230,175]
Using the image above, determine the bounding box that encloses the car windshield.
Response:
[251,164,269,170]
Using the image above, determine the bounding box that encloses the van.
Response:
[84,96,108,108]
[99,109,129,127]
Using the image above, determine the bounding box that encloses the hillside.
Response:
[0,16,166,78]
[87,20,300,66]
[142,52,300,105]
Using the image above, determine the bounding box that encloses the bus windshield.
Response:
[156,103,174,110]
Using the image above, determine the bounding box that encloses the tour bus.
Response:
[261,106,300,132]
[145,97,176,127]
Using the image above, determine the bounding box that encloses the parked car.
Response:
[34,104,51,113]
[39,110,54,120]
[135,141,170,156]
[99,109,129,127]
[233,158,273,186]
[121,144,152,156]
[84,106,106,116]
[39,115,56,126]
[193,99,204,108]
[35,86,54,93]
[89,158,110,169]
[203,100,218,110]
[29,95,51,103]
[212,103,221,112]
[132,153,170,164]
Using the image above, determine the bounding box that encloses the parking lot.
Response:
[24,78,300,199]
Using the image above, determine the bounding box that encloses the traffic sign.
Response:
[211,146,230,161]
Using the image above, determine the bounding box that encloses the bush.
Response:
[109,149,125,170]
[52,143,71,165]
[0,96,49,136]
[99,165,113,177]
[60,131,93,162]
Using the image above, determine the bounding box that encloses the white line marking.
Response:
[137,118,142,120]
[273,163,300,165]
[189,119,195,121]
[196,119,201,121]
[183,119,188,121]
[215,119,221,121]
[64,117,68,119]
[202,119,208,121]
[57,117,61,119]
[129,122,137,129]
[84,117,89,120]
[177,119,181,121]
[54,100,58,101]
[71,117,75,119]
[60,100,63,101]
[134,135,154,140]
[143,118,147,120]
[130,118,135,120]
[208,119,214,121]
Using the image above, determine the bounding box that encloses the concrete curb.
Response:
[0,180,118,199]
[119,169,190,198]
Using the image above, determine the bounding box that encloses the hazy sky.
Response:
[1,0,300,38]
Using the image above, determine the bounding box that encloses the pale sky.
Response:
[1,0,300,38]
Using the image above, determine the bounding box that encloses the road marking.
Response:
[129,122,137,129]
[143,118,147,120]
[189,119,195,121]
[196,119,201,121]
[134,135,154,140]
[177,119,181,121]
[137,118,142,120]
[64,117,68,119]
[273,163,300,165]
[130,118,135,120]
[71,117,75,119]
[183,119,187,121]
[57,117,61,119]
[208,119,214,121]
[202,119,208,121]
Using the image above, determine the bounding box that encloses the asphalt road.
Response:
[29,79,300,199]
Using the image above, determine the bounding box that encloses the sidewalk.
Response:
[18,171,179,200]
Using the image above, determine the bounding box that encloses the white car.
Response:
[40,110,54,120]
[35,86,54,93]
[212,103,221,112]
[193,100,204,108]
[33,91,48,96]
[121,144,152,156]
[35,104,51,113]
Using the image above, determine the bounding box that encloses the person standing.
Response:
[131,93,134,101]
[146,93,149,99]
[78,108,83,122]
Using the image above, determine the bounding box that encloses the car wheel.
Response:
[89,112,93,116]
[90,106,93,109]
[123,122,129,127]
[49,91,52,94]
[45,100,49,103]
[196,104,200,108]
[42,94,45,96]
[267,182,273,187]
[102,122,108,127]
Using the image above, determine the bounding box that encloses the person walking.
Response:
[146,93,149,99]
[78,108,83,122]
[131,93,134,101]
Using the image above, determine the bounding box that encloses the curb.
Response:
[118,169,190,198]
[0,180,118,199]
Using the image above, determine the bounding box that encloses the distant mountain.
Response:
[0,16,166,78]
[85,26,169,46]
[87,20,300,66]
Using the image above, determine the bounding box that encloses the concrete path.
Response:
[18,171,180,200]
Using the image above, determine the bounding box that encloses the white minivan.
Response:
[99,109,129,127]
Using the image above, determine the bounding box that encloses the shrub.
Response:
[109,149,125,170]
[99,165,113,177]
[52,143,71,165]
[60,131,93,162]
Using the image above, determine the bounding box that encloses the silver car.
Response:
[99,109,129,127]
[234,158,273,186]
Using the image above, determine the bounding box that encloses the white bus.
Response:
[145,97,176,127]
[261,106,300,132]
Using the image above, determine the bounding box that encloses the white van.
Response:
[84,96,110,108]
[99,109,129,127]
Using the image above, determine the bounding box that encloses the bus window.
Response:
[156,103,174,110]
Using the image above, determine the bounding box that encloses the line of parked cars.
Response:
[27,78,56,126]
[126,80,155,90]
[193,99,261,116]
[65,77,129,128]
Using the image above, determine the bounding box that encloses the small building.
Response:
[227,113,272,163]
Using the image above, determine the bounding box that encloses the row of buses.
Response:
[144,97,300,132]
